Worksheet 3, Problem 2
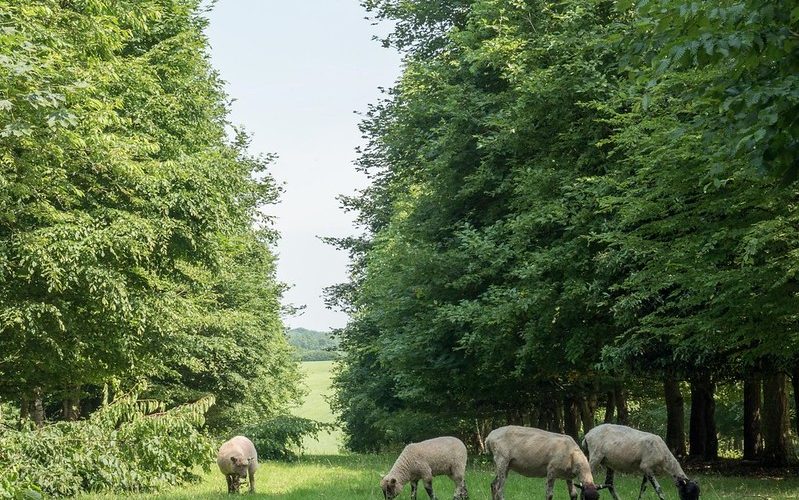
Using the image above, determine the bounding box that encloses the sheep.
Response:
[380,436,469,500]
[582,424,699,500]
[217,435,258,494]
[486,425,599,500]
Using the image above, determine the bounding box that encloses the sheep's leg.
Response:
[455,478,468,500]
[411,480,418,500]
[450,474,467,500]
[248,467,255,493]
[226,474,233,494]
[603,468,621,500]
[490,460,509,500]
[637,475,648,500]
[647,475,665,500]
[424,479,436,500]
[566,479,578,500]
[545,475,556,500]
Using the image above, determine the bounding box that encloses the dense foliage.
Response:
[0,386,215,497]
[0,0,302,493]
[287,328,341,361]
[237,415,335,461]
[329,0,799,464]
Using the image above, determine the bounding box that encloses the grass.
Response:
[78,361,799,498]
[79,453,799,499]
[291,360,341,454]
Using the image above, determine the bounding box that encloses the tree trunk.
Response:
[32,387,45,428]
[614,387,629,425]
[528,408,541,428]
[604,391,615,423]
[580,395,596,434]
[475,419,486,454]
[19,395,30,422]
[664,377,686,457]
[62,386,81,421]
[743,374,763,460]
[792,365,799,438]
[762,371,793,465]
[553,398,565,434]
[689,373,718,460]
[564,397,581,441]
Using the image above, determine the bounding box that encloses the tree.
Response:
[0,0,299,427]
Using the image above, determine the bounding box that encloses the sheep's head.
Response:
[577,482,600,500]
[677,478,700,499]
[380,476,402,499]
[229,455,252,477]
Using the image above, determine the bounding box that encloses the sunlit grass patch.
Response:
[78,454,799,499]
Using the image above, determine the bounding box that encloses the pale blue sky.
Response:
[206,1,401,332]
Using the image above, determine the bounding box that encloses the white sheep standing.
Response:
[217,435,258,494]
[582,424,700,500]
[486,425,599,500]
[380,436,469,500]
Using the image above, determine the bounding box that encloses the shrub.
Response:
[236,415,336,460]
[0,387,215,497]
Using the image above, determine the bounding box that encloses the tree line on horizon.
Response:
[327,0,799,465]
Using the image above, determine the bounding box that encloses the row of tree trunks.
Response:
[664,377,686,457]
[15,386,82,426]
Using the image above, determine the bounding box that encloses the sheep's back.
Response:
[487,426,579,478]
[404,436,467,476]
[585,424,667,474]
[217,436,258,475]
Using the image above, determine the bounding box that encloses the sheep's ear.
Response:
[390,478,397,484]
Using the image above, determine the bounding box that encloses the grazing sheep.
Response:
[380,436,468,500]
[486,425,599,500]
[582,424,699,500]
[217,436,258,494]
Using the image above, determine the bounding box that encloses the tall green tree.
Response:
[0,0,299,426]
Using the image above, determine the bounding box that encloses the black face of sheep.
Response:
[581,483,600,500]
[380,476,400,499]
[677,478,700,499]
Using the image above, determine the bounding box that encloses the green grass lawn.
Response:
[290,360,342,454]
[80,453,799,499]
[78,361,799,498]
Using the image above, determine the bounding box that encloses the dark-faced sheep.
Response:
[583,424,699,500]
[486,425,599,500]
[380,436,468,500]
[217,435,258,494]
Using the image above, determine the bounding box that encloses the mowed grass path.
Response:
[291,360,341,454]
[82,454,799,499]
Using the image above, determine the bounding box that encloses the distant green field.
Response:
[80,454,799,499]
[291,360,342,454]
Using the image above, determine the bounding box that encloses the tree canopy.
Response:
[0,0,299,431]
[329,0,799,463]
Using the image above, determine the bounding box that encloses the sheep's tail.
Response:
[581,437,589,458]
